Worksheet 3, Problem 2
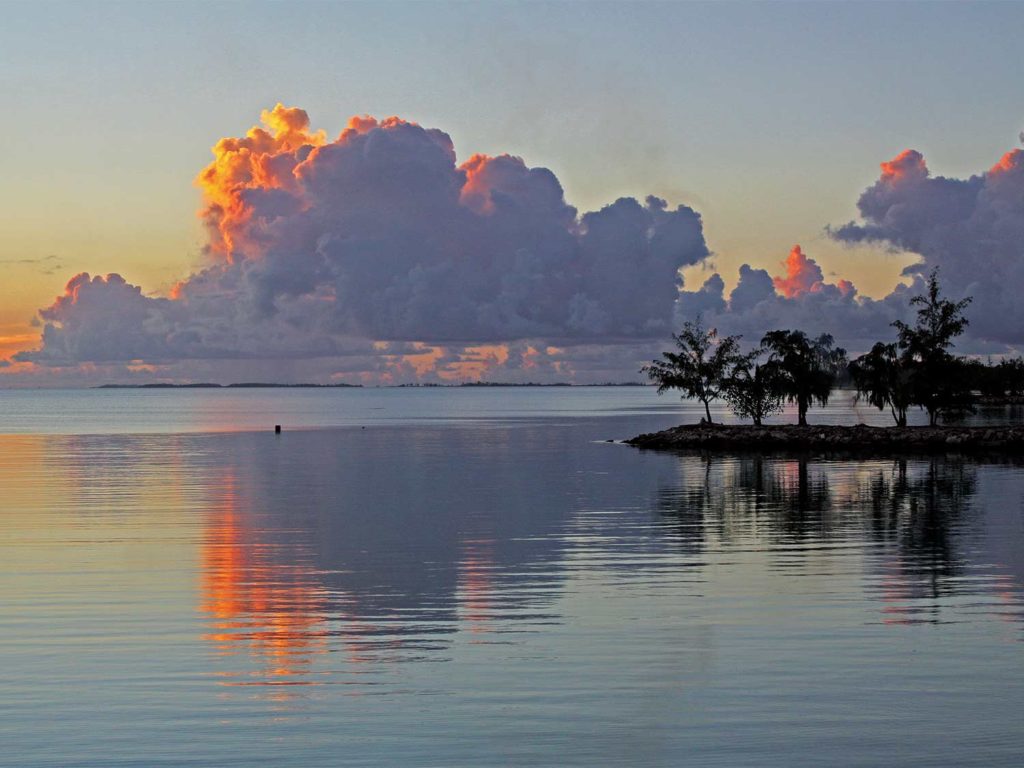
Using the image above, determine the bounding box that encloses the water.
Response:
[1,388,1023,766]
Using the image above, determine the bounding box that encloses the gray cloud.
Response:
[675,255,909,354]
[831,147,1024,347]
[18,109,710,373]
[681,144,1024,356]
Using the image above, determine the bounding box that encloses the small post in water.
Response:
[274,424,281,434]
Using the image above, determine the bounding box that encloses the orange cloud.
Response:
[195,103,326,260]
[195,108,441,262]
[880,149,928,181]
[773,245,826,298]
[990,148,1023,175]
[0,330,40,359]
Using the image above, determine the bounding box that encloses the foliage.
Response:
[965,358,1024,399]
[849,342,912,426]
[893,269,973,425]
[761,330,848,426]
[722,349,786,426]
[642,317,743,423]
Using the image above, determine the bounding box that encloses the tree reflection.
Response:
[657,452,981,606]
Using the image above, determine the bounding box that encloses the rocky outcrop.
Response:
[626,423,1024,453]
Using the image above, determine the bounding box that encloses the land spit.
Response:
[626,423,1024,454]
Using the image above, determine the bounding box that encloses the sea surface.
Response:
[2,388,1023,766]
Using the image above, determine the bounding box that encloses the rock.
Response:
[627,423,1024,454]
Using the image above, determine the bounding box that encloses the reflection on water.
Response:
[3,411,1024,766]
[656,453,1024,630]
[199,469,329,691]
[190,426,579,692]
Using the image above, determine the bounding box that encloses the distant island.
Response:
[399,381,648,388]
[96,382,363,389]
[96,381,648,389]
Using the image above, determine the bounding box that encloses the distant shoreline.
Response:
[93,382,649,389]
[626,423,1024,454]
[95,383,362,389]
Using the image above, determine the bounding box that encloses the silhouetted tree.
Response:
[643,317,743,423]
[761,330,847,426]
[972,357,1024,399]
[1001,358,1024,397]
[722,348,785,426]
[850,342,913,427]
[894,269,973,425]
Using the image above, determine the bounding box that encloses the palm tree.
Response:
[761,330,847,426]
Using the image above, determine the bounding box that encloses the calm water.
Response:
[2,389,1023,766]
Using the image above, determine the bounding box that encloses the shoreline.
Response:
[626,423,1024,454]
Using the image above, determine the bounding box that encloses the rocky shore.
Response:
[626,423,1024,453]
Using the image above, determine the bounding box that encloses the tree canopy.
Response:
[893,269,973,425]
[643,318,743,423]
[761,330,847,426]
[849,342,912,427]
[722,349,785,426]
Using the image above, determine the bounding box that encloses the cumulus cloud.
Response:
[676,245,905,352]
[14,111,1024,383]
[186,106,709,343]
[830,146,1024,347]
[773,245,855,299]
[680,142,1024,356]
[16,105,711,380]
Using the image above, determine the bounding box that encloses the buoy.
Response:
[275,425,281,434]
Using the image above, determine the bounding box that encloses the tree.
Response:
[722,349,785,426]
[761,330,847,426]
[849,342,912,427]
[998,358,1024,397]
[893,269,973,426]
[643,318,743,423]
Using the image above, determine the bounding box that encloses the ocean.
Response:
[2,387,1022,766]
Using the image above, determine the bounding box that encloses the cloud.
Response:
[0,254,62,275]
[14,112,1023,384]
[773,244,855,299]
[831,146,1024,347]
[187,109,709,343]
[14,105,711,381]
[681,141,1024,356]
[676,245,904,352]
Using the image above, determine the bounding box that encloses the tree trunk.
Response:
[798,399,808,426]
[892,406,907,428]
[703,399,713,424]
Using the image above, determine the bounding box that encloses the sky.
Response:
[2,0,1023,385]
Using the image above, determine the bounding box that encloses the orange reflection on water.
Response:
[458,537,496,635]
[199,471,329,692]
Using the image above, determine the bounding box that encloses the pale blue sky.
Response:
[2,0,1023,326]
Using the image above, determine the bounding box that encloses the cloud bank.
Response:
[7,108,1024,383]
[831,147,1024,347]
[679,145,1024,355]
[15,105,711,380]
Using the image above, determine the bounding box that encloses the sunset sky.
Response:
[3,1,1023,384]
